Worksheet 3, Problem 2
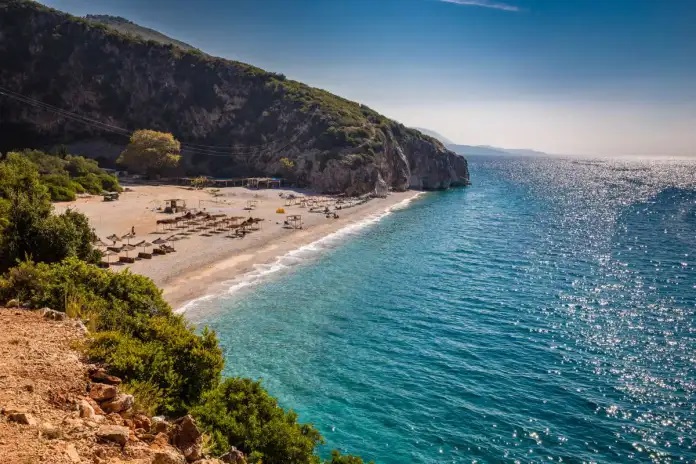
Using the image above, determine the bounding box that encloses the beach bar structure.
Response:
[246,177,282,189]
[175,177,284,188]
[285,214,303,230]
[164,199,187,214]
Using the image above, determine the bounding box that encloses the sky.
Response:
[39,0,696,156]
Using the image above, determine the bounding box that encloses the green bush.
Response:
[193,377,323,463]
[74,172,103,194]
[0,258,223,416]
[4,149,122,200]
[0,155,100,271]
[327,451,373,464]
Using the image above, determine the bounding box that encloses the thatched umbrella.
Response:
[121,244,136,258]
[92,237,108,248]
[153,237,168,245]
[106,234,121,245]
[135,240,153,253]
[121,232,135,245]
[103,249,118,265]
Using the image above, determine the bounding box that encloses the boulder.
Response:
[96,424,129,446]
[8,412,37,426]
[89,383,118,402]
[220,447,247,464]
[170,415,203,462]
[6,299,20,308]
[40,422,61,439]
[78,399,95,419]
[40,307,66,321]
[89,368,122,385]
[152,448,186,464]
[100,393,134,414]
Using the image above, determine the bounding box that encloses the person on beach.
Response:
[131,225,136,236]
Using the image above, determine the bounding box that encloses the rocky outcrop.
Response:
[0,308,240,464]
[0,0,469,194]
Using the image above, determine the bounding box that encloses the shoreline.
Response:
[54,186,423,311]
[165,191,424,310]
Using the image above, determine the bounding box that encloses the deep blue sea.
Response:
[185,156,696,463]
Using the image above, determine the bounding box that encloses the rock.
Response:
[100,393,134,414]
[170,415,203,462]
[196,460,226,464]
[72,319,88,335]
[62,417,86,432]
[133,413,152,431]
[89,368,122,386]
[152,416,169,434]
[78,399,95,419]
[219,447,247,464]
[152,448,186,464]
[137,432,156,442]
[40,422,61,439]
[106,412,124,425]
[96,424,129,446]
[6,299,20,308]
[23,381,35,392]
[65,443,81,463]
[40,307,66,321]
[89,383,118,402]
[8,412,37,426]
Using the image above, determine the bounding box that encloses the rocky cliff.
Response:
[0,0,469,194]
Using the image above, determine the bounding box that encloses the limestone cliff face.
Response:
[0,0,469,194]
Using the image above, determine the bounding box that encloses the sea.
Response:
[183,156,696,464]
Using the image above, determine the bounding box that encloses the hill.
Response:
[85,14,199,52]
[0,0,468,194]
[412,127,454,145]
[448,144,550,157]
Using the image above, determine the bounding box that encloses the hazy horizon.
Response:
[39,0,696,157]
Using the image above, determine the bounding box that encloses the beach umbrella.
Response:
[92,237,108,248]
[153,237,168,245]
[106,234,121,244]
[121,232,135,244]
[136,240,153,253]
[121,244,136,258]
[103,250,117,265]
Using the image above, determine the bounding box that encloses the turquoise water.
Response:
[186,157,696,463]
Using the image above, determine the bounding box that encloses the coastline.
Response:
[54,185,422,311]
[165,190,423,310]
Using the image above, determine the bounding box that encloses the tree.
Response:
[0,154,100,272]
[117,129,181,177]
[279,157,296,182]
[190,176,208,189]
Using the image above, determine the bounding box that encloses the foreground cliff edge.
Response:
[0,0,469,194]
[0,307,227,464]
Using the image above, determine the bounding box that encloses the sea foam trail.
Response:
[177,193,424,314]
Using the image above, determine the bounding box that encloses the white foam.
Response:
[177,193,424,315]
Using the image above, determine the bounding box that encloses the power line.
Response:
[0,85,317,157]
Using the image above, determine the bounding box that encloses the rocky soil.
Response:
[0,308,242,464]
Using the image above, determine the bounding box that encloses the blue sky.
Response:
[40,0,696,156]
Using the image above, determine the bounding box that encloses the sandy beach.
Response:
[55,184,420,309]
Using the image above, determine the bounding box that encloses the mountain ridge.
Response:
[0,0,468,194]
[84,14,199,52]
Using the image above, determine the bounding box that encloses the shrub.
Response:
[193,377,323,463]
[0,258,224,416]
